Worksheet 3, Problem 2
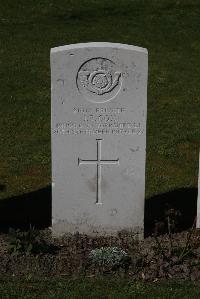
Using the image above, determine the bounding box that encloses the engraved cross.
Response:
[78,139,119,205]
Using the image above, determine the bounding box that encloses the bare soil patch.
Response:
[0,229,199,281]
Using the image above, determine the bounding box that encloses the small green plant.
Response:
[7,227,52,256]
[88,246,130,269]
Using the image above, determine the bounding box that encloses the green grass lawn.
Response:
[0,277,199,299]
[0,0,199,200]
[0,1,200,296]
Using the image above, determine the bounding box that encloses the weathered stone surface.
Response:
[51,42,148,236]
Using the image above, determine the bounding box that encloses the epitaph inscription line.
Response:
[78,139,119,204]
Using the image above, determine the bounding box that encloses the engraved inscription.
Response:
[77,58,122,103]
[78,139,119,204]
[54,123,143,135]
[53,107,144,135]
[53,106,144,136]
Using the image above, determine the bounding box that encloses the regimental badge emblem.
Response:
[76,57,122,103]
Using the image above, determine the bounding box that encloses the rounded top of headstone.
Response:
[51,42,148,54]
[51,42,148,104]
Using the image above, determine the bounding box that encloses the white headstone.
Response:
[197,152,200,228]
[51,42,148,237]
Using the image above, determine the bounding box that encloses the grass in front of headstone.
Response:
[0,277,200,299]
[0,0,200,199]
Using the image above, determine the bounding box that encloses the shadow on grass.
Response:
[0,184,6,192]
[0,186,52,232]
[0,187,197,236]
[144,188,198,237]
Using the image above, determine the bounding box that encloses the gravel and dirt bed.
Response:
[0,229,199,282]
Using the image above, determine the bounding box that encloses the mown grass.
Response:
[0,277,199,299]
[0,2,199,296]
[0,1,199,198]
